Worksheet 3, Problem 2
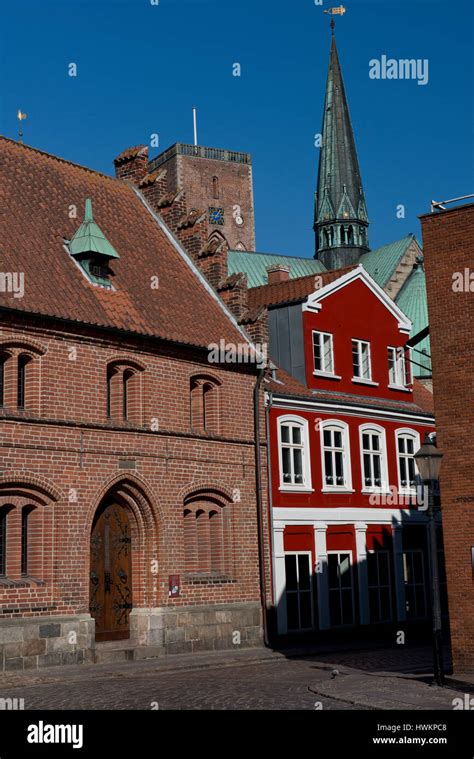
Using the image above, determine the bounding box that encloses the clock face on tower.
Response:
[209,207,225,226]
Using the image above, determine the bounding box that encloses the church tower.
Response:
[314,28,370,269]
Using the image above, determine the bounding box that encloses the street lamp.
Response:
[414,433,444,687]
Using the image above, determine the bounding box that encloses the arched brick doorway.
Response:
[90,501,133,642]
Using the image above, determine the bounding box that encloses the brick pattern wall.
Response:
[421,203,474,672]
[0,314,267,622]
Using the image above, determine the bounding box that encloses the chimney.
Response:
[267,265,290,285]
[114,145,149,184]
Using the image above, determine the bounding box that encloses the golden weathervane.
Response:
[323,4,346,32]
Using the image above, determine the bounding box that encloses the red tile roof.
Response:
[247,266,357,309]
[0,137,246,350]
[266,366,434,417]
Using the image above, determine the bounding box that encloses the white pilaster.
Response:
[355,523,370,625]
[392,524,406,622]
[273,526,287,635]
[314,523,330,630]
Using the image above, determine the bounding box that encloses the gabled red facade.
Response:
[265,267,439,637]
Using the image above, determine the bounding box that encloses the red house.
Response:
[256,265,438,637]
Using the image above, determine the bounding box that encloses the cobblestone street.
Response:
[0,644,465,711]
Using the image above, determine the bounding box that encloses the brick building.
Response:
[420,201,474,672]
[0,136,267,670]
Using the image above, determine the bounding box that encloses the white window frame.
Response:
[367,549,393,624]
[395,428,421,495]
[320,420,353,493]
[327,550,355,628]
[351,339,375,384]
[284,551,314,632]
[312,330,338,378]
[359,424,390,494]
[277,415,313,492]
[388,346,411,391]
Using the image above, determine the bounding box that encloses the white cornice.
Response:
[303,265,412,334]
[268,394,435,426]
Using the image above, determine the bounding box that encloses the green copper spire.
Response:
[69,199,120,259]
[314,34,370,269]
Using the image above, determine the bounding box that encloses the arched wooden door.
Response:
[89,502,133,642]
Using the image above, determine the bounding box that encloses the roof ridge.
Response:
[249,264,356,294]
[0,135,119,183]
[229,250,323,261]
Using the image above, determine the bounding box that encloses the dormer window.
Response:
[68,199,120,289]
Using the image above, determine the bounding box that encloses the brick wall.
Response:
[0,314,267,643]
[420,203,474,672]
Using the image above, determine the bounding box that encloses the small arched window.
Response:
[340,226,346,244]
[17,354,30,409]
[123,369,134,421]
[106,361,143,424]
[0,354,5,408]
[183,491,233,576]
[21,505,35,576]
[190,376,220,434]
[347,225,354,245]
[0,506,7,577]
[212,176,220,199]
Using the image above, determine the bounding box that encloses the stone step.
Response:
[92,647,134,664]
[92,645,165,664]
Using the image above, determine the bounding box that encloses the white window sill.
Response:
[321,487,355,494]
[361,488,392,496]
[313,371,342,380]
[352,377,379,387]
[388,384,411,393]
[279,486,315,493]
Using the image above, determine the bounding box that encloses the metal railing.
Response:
[431,194,474,212]
[148,143,252,172]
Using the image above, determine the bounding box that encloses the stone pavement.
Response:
[0,643,470,711]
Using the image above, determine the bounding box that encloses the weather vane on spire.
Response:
[323,4,346,34]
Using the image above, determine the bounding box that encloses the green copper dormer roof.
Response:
[69,199,120,259]
[396,258,431,378]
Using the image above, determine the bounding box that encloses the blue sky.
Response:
[1,0,473,256]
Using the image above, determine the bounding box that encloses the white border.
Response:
[359,423,390,494]
[395,427,421,496]
[319,419,354,493]
[303,265,412,334]
[277,414,313,493]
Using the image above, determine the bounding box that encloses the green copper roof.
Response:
[360,235,420,289]
[395,263,431,377]
[69,199,120,259]
[228,250,326,288]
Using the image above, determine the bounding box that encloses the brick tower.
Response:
[147,143,256,252]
